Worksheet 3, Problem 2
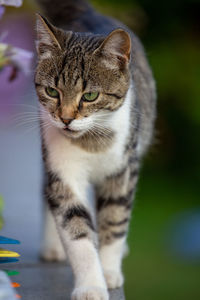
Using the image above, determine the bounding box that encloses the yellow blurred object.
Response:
[0,249,20,258]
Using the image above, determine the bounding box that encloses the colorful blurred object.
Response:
[0,249,20,258]
[3,270,19,276]
[0,0,33,81]
[168,211,200,260]
[0,237,21,298]
[0,11,34,121]
[0,43,33,80]
[0,271,16,300]
[0,236,20,244]
[0,194,21,297]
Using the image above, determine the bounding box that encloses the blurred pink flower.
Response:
[0,0,33,80]
[0,14,35,120]
[9,45,33,76]
[0,43,33,80]
[0,0,23,7]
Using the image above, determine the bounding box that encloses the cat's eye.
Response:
[82,92,99,102]
[45,87,59,98]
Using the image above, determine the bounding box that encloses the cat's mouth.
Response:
[64,126,76,133]
[61,126,84,138]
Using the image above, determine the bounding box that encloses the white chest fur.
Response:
[42,87,133,190]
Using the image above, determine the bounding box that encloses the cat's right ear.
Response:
[36,14,62,59]
[95,29,131,70]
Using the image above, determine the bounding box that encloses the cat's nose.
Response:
[60,117,73,126]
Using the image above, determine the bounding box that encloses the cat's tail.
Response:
[36,0,91,26]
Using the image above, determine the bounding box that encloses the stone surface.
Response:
[3,262,124,299]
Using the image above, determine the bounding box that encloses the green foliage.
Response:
[124,172,200,299]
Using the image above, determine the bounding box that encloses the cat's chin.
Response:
[60,128,85,139]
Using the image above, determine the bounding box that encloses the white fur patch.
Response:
[56,225,107,294]
[72,286,109,300]
[40,86,134,291]
[41,85,134,189]
[99,238,126,289]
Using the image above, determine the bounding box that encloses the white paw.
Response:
[104,270,124,289]
[40,245,67,262]
[72,286,109,300]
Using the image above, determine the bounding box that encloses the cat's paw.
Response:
[104,270,124,289]
[72,286,109,300]
[40,245,66,262]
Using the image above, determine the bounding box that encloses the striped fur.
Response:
[36,0,156,299]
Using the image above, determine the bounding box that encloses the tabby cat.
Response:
[35,0,156,299]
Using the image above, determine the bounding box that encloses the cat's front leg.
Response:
[45,172,108,300]
[96,158,139,289]
[40,203,66,262]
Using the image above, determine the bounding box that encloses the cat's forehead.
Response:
[37,35,101,84]
[36,31,129,94]
[64,32,103,53]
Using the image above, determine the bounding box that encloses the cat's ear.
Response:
[36,14,62,58]
[96,29,131,68]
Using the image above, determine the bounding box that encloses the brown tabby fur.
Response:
[35,0,156,298]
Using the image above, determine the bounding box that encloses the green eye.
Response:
[46,87,59,98]
[82,92,99,102]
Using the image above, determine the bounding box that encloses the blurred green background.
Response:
[91,0,200,299]
[2,0,200,299]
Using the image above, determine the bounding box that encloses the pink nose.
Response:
[61,117,73,126]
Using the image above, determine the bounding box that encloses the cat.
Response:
[35,0,156,299]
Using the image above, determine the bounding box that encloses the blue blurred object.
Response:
[0,258,19,264]
[168,210,200,260]
[0,236,20,244]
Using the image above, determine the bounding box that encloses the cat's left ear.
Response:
[36,14,63,58]
[96,29,131,68]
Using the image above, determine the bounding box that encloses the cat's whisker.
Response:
[13,111,40,116]
[15,122,40,138]
[12,113,41,120]
[41,125,52,135]
[92,123,112,134]
[13,122,39,131]
[88,126,112,146]
[0,103,39,110]
[90,122,111,133]
[88,129,107,147]
[11,112,44,126]
[12,115,41,124]
[92,118,110,124]
[12,120,41,126]
[12,117,40,124]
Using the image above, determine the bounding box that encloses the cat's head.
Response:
[35,14,131,139]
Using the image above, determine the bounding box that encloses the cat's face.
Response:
[35,15,131,139]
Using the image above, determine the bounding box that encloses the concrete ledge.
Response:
[6,262,125,299]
